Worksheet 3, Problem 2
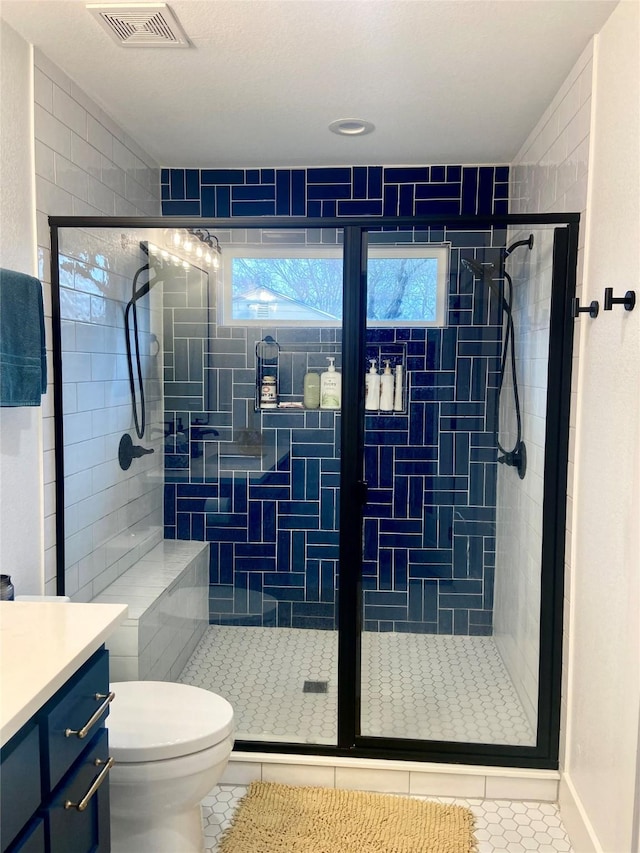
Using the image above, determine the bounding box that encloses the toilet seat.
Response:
[107,681,234,762]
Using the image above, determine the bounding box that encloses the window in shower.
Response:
[219,244,449,327]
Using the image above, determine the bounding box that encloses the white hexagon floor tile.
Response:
[179,625,534,745]
[201,785,574,852]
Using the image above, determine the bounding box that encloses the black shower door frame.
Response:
[50,212,579,770]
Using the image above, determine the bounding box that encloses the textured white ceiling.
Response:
[1,0,618,167]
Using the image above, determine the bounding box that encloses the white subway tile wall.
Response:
[33,48,162,596]
[507,43,594,754]
[493,226,555,729]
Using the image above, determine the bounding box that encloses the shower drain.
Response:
[303,680,329,693]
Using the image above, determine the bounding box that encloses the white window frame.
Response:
[219,243,450,327]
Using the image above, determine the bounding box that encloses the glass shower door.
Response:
[358,224,562,748]
[174,226,345,745]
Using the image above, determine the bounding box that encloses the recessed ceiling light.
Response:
[329,119,375,137]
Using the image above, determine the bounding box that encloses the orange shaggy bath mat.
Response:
[219,780,476,852]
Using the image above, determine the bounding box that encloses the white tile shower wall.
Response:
[494,228,555,729]
[58,226,164,601]
[31,48,162,596]
[506,44,594,747]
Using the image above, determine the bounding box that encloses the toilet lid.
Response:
[107,681,234,762]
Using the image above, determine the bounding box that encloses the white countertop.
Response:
[0,601,128,746]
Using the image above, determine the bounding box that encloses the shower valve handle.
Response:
[118,433,155,471]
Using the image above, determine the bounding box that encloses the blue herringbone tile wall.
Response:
[162,164,508,634]
[161,165,509,218]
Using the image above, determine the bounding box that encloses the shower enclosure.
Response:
[51,213,577,769]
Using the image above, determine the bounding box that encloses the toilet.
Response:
[106,681,234,853]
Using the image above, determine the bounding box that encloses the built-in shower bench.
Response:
[93,540,209,683]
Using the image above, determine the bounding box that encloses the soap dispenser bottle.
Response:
[365,359,380,411]
[379,360,394,411]
[393,363,404,411]
[320,357,341,409]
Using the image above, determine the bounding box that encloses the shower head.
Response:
[460,258,494,279]
[460,257,505,306]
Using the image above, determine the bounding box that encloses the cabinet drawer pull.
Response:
[64,691,115,739]
[64,756,114,812]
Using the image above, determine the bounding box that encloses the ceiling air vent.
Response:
[87,3,192,48]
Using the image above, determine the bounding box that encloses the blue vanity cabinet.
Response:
[1,648,113,853]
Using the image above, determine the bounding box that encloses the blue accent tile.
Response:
[231,200,275,216]
[461,167,479,214]
[338,200,383,216]
[321,562,335,602]
[306,167,349,183]
[454,610,469,635]
[384,167,429,182]
[201,169,245,184]
[368,166,383,198]
[383,185,398,216]
[162,200,200,215]
[354,167,367,198]
[415,200,460,216]
[161,168,169,183]
[161,159,508,633]
[416,182,461,199]
[161,184,170,200]
[308,184,351,200]
[170,169,185,199]
[292,170,306,215]
[201,186,215,216]
[438,610,453,634]
[185,169,200,199]
[478,167,495,215]
[399,184,414,216]
[216,187,231,216]
[232,185,275,201]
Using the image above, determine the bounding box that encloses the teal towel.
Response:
[0,268,47,407]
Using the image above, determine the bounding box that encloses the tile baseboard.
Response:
[222,750,560,802]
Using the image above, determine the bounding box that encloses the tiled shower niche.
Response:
[162,164,509,634]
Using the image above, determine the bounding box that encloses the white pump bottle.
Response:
[365,359,380,411]
[320,357,341,409]
[379,360,394,411]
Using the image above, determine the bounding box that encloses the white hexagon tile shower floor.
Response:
[178,625,534,745]
[201,785,574,852]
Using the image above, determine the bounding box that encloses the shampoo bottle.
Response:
[393,363,404,411]
[379,360,394,411]
[365,359,380,411]
[320,357,341,409]
[303,371,320,409]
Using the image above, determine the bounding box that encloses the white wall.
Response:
[560,2,640,850]
[58,225,164,601]
[0,22,162,597]
[510,2,640,849]
[504,40,594,745]
[31,47,163,596]
[493,225,555,733]
[0,21,43,594]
